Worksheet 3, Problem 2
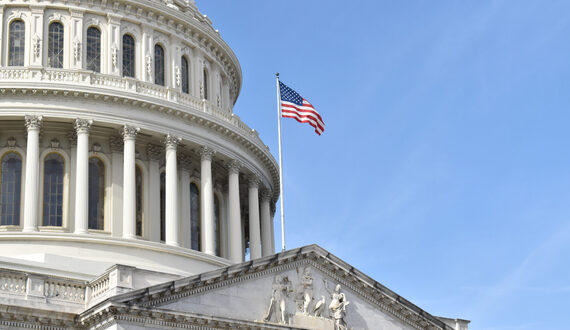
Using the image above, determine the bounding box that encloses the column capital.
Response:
[67,130,77,147]
[109,135,123,152]
[260,188,273,202]
[199,146,216,161]
[226,160,242,174]
[177,153,192,171]
[164,134,181,149]
[74,118,93,134]
[25,115,43,131]
[248,174,261,188]
[122,125,140,140]
[146,143,163,161]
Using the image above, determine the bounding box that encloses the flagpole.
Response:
[275,73,286,252]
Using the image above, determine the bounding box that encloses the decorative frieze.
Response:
[109,135,124,152]
[177,153,192,171]
[260,188,273,203]
[248,174,261,188]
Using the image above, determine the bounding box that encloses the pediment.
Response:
[104,245,453,330]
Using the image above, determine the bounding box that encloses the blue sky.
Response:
[197,1,570,329]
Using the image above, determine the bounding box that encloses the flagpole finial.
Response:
[276,72,279,78]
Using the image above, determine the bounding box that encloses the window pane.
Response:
[48,22,64,68]
[190,182,200,251]
[9,20,25,66]
[86,27,101,72]
[122,34,135,78]
[136,166,143,236]
[154,44,165,86]
[88,158,105,230]
[42,153,64,226]
[181,56,189,94]
[0,153,22,226]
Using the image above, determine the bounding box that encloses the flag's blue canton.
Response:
[279,81,303,106]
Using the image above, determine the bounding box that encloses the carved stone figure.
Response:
[324,280,350,330]
[264,274,293,324]
[296,266,314,315]
[313,295,326,317]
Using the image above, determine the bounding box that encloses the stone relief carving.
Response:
[111,45,118,69]
[6,137,17,149]
[32,34,41,59]
[263,274,293,324]
[324,280,350,330]
[73,39,81,62]
[175,65,181,87]
[263,270,351,329]
[145,54,153,77]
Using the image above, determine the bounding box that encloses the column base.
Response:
[123,234,137,240]
[74,229,88,234]
[165,241,180,247]
[22,227,38,233]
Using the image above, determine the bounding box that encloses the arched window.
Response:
[88,157,105,230]
[214,194,221,256]
[190,182,200,251]
[43,153,64,226]
[8,20,25,66]
[0,152,22,226]
[122,34,135,78]
[86,27,101,72]
[181,56,189,94]
[202,68,209,100]
[48,22,64,68]
[135,165,143,237]
[154,44,165,86]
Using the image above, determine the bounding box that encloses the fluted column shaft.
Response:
[23,115,42,232]
[227,160,243,263]
[260,189,273,257]
[74,119,92,234]
[164,135,181,246]
[200,147,216,255]
[122,126,139,239]
[248,176,261,259]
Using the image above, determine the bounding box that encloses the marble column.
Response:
[227,160,243,263]
[248,175,262,260]
[146,144,162,243]
[260,188,273,257]
[178,154,192,249]
[122,125,139,239]
[74,119,92,234]
[109,136,123,237]
[200,146,216,255]
[164,134,181,246]
[22,115,42,232]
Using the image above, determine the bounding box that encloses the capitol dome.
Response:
[0,0,278,277]
[0,1,470,329]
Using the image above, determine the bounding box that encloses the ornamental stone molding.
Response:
[24,115,43,131]
[164,134,182,149]
[226,159,242,174]
[74,118,93,134]
[109,136,124,152]
[248,174,261,188]
[122,125,140,140]
[199,146,216,161]
[260,188,273,203]
[146,143,163,161]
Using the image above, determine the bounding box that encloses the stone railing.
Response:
[44,279,86,303]
[0,272,26,295]
[90,273,111,301]
[0,67,267,152]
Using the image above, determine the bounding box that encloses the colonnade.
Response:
[18,115,275,263]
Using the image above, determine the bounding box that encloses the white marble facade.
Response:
[0,1,469,329]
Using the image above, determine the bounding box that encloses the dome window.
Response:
[154,44,165,86]
[8,20,25,67]
[0,152,22,226]
[42,153,64,227]
[86,27,101,72]
[122,34,136,78]
[47,22,64,68]
[88,157,105,230]
[181,56,190,94]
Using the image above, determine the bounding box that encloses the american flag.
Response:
[279,81,325,135]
